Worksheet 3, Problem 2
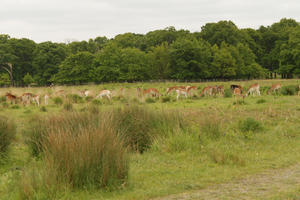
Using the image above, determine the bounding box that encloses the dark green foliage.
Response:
[238,117,263,133]
[66,94,84,104]
[161,96,171,103]
[40,106,47,112]
[145,97,156,103]
[281,85,298,96]
[0,96,6,103]
[10,105,20,109]
[0,116,16,154]
[256,99,267,104]
[53,97,63,105]
[224,88,232,98]
[91,99,102,105]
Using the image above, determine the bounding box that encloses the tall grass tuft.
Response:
[53,97,63,105]
[238,117,263,133]
[200,120,223,140]
[66,94,84,104]
[0,116,16,154]
[281,85,298,96]
[25,112,128,190]
[224,88,232,98]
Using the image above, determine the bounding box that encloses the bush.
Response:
[53,97,63,105]
[145,97,156,103]
[238,117,263,133]
[281,85,298,96]
[66,94,84,104]
[256,99,266,104]
[0,116,16,154]
[224,88,232,98]
[24,112,128,191]
[40,106,47,112]
[161,96,171,103]
[112,106,186,153]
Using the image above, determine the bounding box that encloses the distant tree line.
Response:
[0,18,300,86]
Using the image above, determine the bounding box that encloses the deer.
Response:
[166,86,188,95]
[175,88,188,100]
[79,89,90,97]
[217,85,225,97]
[267,83,281,95]
[233,88,245,104]
[21,93,33,106]
[186,86,197,96]
[32,95,40,106]
[137,88,161,98]
[230,84,243,92]
[96,90,112,100]
[245,83,260,96]
[5,92,17,104]
[200,86,213,97]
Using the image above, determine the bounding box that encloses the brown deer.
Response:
[217,85,225,97]
[5,93,17,104]
[186,86,197,96]
[200,86,213,97]
[21,93,33,105]
[96,90,112,100]
[267,83,281,95]
[233,88,245,104]
[175,88,188,100]
[245,83,260,96]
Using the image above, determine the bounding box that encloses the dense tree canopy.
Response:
[0,18,299,86]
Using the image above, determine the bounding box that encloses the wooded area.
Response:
[0,18,300,86]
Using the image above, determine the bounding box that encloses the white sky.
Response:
[0,0,299,43]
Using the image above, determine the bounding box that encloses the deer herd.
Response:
[2,82,299,106]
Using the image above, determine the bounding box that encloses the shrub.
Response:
[0,116,16,154]
[161,96,171,103]
[66,94,84,104]
[224,88,232,98]
[24,112,128,191]
[256,99,266,104]
[10,105,20,109]
[40,106,47,112]
[91,99,102,105]
[238,117,263,133]
[145,97,156,103]
[53,97,63,105]
[281,85,298,96]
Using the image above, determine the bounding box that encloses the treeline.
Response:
[0,18,300,86]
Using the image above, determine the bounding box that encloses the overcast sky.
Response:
[0,0,299,43]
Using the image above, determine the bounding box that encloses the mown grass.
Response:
[0,79,299,200]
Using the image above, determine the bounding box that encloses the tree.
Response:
[170,37,212,80]
[23,73,34,86]
[52,52,95,84]
[148,42,171,79]
[0,73,10,86]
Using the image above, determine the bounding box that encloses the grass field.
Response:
[0,79,300,200]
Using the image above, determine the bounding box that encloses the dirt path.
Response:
[152,164,300,200]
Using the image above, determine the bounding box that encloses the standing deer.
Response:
[233,88,245,104]
[217,85,225,97]
[245,83,260,96]
[200,86,213,97]
[267,83,281,95]
[175,88,188,100]
[5,93,17,104]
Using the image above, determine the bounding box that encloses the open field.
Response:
[0,79,300,200]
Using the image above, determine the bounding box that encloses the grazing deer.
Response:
[217,85,225,97]
[21,93,33,106]
[137,88,161,98]
[166,86,178,95]
[200,86,213,97]
[96,90,112,100]
[79,89,90,97]
[32,95,40,107]
[267,83,281,95]
[230,84,243,92]
[5,93,17,104]
[245,83,260,96]
[175,88,188,100]
[186,86,197,96]
[233,88,245,104]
